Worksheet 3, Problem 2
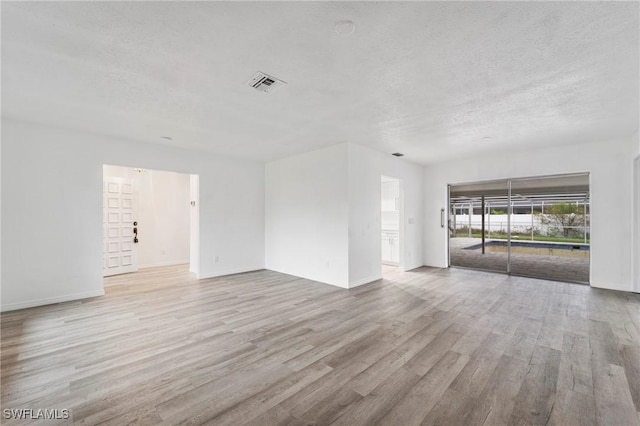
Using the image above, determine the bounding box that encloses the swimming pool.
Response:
[463,240,590,258]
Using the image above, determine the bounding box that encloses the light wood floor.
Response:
[2,265,640,425]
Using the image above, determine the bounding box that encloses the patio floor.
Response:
[449,237,590,283]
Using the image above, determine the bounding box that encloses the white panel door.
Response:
[103,176,138,276]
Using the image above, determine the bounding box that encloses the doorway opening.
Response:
[448,173,590,284]
[634,155,640,292]
[102,165,199,285]
[381,175,403,276]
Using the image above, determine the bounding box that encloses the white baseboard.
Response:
[264,267,349,289]
[349,275,383,288]
[1,288,105,312]
[138,260,190,269]
[199,266,265,280]
[589,281,633,293]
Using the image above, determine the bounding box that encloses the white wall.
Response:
[0,124,2,300]
[1,119,265,311]
[348,144,423,286]
[103,165,191,268]
[265,143,423,289]
[423,138,635,292]
[265,144,350,288]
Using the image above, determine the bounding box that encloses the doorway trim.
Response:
[101,164,200,287]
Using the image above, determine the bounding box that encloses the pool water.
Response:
[463,240,590,259]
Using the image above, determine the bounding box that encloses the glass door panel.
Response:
[449,180,509,273]
[509,174,590,283]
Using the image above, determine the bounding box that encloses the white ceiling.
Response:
[2,2,638,165]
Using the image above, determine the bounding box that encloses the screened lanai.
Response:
[448,173,590,283]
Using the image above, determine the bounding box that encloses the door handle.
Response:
[133,221,139,243]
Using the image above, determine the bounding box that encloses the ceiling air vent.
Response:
[248,72,286,93]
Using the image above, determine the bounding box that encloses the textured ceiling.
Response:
[2,2,638,164]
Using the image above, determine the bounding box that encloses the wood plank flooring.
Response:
[2,264,639,425]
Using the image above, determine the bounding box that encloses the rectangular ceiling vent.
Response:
[248,71,286,93]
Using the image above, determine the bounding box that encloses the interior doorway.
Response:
[635,155,640,293]
[381,176,403,274]
[102,165,199,281]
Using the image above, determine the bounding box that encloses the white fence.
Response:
[451,214,589,240]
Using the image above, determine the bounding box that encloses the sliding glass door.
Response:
[448,173,590,284]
